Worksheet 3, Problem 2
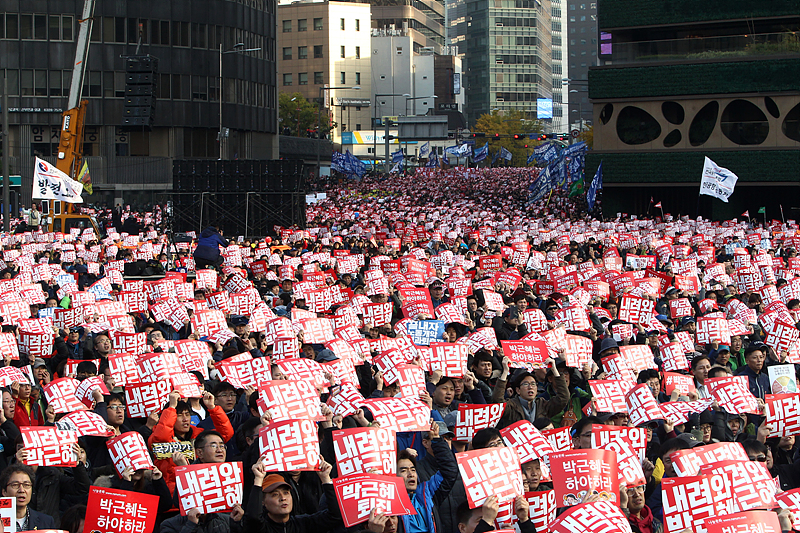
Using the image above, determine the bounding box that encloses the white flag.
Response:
[699,156,738,203]
[32,158,84,203]
[419,141,430,158]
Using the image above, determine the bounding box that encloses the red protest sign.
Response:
[588,380,630,413]
[669,298,693,319]
[362,302,393,328]
[55,411,113,437]
[765,393,800,437]
[550,449,618,507]
[106,432,154,477]
[84,487,159,533]
[706,511,782,533]
[359,397,431,433]
[777,489,800,529]
[21,426,77,467]
[333,427,396,475]
[662,474,732,533]
[706,376,759,414]
[429,343,468,378]
[549,500,631,533]
[454,403,505,442]
[259,419,320,471]
[625,383,664,426]
[619,344,657,373]
[495,490,557,531]
[663,372,696,396]
[327,382,366,417]
[670,441,749,477]
[698,460,776,512]
[333,473,415,528]
[661,343,690,372]
[618,294,655,324]
[563,334,593,369]
[456,447,524,508]
[501,340,549,370]
[500,421,554,463]
[43,377,86,413]
[257,380,323,422]
[696,316,731,345]
[124,379,172,418]
[174,462,243,515]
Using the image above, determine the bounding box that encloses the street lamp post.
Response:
[373,93,409,174]
[317,85,360,181]
[219,43,261,160]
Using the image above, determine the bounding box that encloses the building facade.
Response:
[371,0,446,54]
[0,0,279,208]
[551,0,568,133]
[586,0,800,219]
[278,0,372,144]
[456,0,553,126]
[565,0,595,130]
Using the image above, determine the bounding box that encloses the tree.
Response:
[278,92,334,137]
[472,110,544,167]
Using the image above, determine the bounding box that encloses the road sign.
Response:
[571,129,581,138]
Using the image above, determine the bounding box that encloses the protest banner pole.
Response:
[660,205,664,220]
[2,74,8,232]
[780,204,786,225]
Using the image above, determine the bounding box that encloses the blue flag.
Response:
[562,141,587,158]
[526,153,536,165]
[331,151,347,173]
[344,151,366,177]
[587,161,603,210]
[568,154,585,177]
[491,150,500,165]
[500,147,513,161]
[529,165,552,203]
[391,149,404,164]
[533,142,559,164]
[442,151,449,165]
[473,142,488,162]
[426,153,439,168]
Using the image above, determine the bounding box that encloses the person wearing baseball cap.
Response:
[244,457,341,533]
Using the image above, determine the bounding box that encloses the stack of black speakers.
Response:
[122,56,158,129]
[171,160,307,237]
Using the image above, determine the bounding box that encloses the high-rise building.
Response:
[586,0,800,219]
[0,0,278,208]
[278,0,372,143]
[455,0,553,126]
[371,0,446,54]
[565,1,595,129]
[551,0,569,133]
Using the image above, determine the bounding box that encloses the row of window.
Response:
[494,73,543,83]
[495,54,545,65]
[281,45,363,60]
[569,3,597,9]
[2,68,274,108]
[282,71,361,86]
[494,92,541,102]
[8,16,276,63]
[494,17,538,27]
[569,14,597,22]
[282,18,360,32]
[0,13,73,41]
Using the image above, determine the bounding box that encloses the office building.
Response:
[0,0,279,208]
[551,0,568,133]
[586,0,800,219]
[565,1,596,130]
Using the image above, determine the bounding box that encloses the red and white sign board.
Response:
[333,473,416,528]
[106,432,154,477]
[549,500,632,533]
[174,462,243,515]
[670,441,749,477]
[765,393,800,437]
[625,383,665,426]
[454,403,505,442]
[429,343,468,378]
[124,379,172,418]
[706,511,781,533]
[257,380,323,422]
[84,487,159,533]
[661,474,731,533]
[21,426,77,467]
[699,460,776,513]
[43,378,86,413]
[358,397,431,433]
[259,419,321,471]
[706,376,759,414]
[501,340,549,370]
[499,421,554,464]
[589,380,630,413]
[333,427,397,475]
[550,449,618,507]
[55,411,113,437]
[456,447,524,508]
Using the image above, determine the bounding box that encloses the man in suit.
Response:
[0,464,55,530]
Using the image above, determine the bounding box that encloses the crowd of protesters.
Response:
[0,167,796,533]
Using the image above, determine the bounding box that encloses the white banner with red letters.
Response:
[550,449,618,507]
[501,340,549,370]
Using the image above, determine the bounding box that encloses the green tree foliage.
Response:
[472,110,545,166]
[279,92,334,137]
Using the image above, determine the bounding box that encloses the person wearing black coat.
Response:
[0,463,56,530]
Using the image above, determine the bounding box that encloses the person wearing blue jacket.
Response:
[193,226,229,270]
[397,421,459,533]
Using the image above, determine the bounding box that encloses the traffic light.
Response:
[524,144,529,148]
[538,134,547,141]
[472,133,485,138]
[493,133,500,139]
[513,134,523,140]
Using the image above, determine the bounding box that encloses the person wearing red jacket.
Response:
[11,382,43,428]
[148,390,234,493]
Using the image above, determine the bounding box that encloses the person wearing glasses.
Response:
[492,356,569,429]
[0,464,54,530]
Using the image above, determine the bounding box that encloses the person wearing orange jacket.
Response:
[148,390,234,493]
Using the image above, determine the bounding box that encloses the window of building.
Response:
[569,3,575,9]
[103,71,114,98]
[193,23,207,48]
[158,73,171,98]
[340,18,345,30]
[6,15,18,39]
[173,21,189,46]
[49,15,60,40]
[282,20,291,32]
[569,16,575,22]
[299,72,308,85]
[314,18,323,30]
[314,45,323,58]
[356,19,360,31]
[49,70,62,96]
[581,15,586,21]
[314,72,324,84]
[340,71,345,84]
[87,71,101,97]
[355,46,360,58]
[580,3,585,8]
[19,14,32,39]
[396,46,402,54]
[355,123,361,130]
[33,14,46,40]
[298,19,307,31]
[299,46,307,59]
[283,47,292,60]
[283,73,292,86]
[355,72,360,84]
[33,70,46,96]
[192,76,208,100]
[340,45,345,58]
[20,69,33,96]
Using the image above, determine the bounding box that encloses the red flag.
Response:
[742,210,750,217]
